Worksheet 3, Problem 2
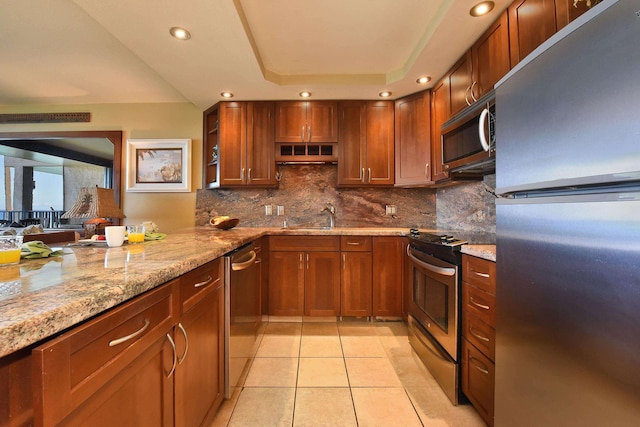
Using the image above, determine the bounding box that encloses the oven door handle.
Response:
[407,246,456,276]
[231,250,257,271]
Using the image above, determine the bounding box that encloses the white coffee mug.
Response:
[105,226,126,247]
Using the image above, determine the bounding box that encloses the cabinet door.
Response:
[365,101,394,186]
[509,0,557,66]
[307,101,338,142]
[337,101,366,186]
[449,52,473,117]
[247,101,277,187]
[219,102,247,186]
[275,101,307,142]
[372,237,403,317]
[395,91,432,186]
[341,251,372,317]
[305,252,341,316]
[174,283,224,427]
[431,76,451,182]
[269,251,305,316]
[472,11,511,99]
[203,105,220,188]
[462,339,495,426]
[555,0,591,30]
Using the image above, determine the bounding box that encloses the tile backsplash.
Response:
[196,165,495,232]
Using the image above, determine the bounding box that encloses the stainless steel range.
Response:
[405,228,493,405]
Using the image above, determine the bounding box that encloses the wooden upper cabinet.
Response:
[431,76,451,182]
[338,101,394,187]
[246,101,277,186]
[449,52,474,117]
[394,91,432,187]
[509,0,558,66]
[218,102,247,187]
[218,101,277,188]
[555,0,592,30]
[275,101,338,143]
[471,10,511,99]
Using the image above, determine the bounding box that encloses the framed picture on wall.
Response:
[126,139,191,192]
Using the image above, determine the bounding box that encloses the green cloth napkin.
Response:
[144,232,167,241]
[21,241,64,259]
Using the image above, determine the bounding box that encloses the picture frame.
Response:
[126,139,191,192]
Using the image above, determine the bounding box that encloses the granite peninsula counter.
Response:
[0,226,495,358]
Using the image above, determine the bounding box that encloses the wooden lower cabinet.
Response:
[304,252,341,316]
[372,237,403,317]
[32,283,176,427]
[341,236,373,317]
[30,258,226,427]
[268,236,341,317]
[268,251,305,316]
[174,258,224,427]
[462,338,495,424]
[461,254,496,426]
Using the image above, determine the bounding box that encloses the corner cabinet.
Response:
[275,101,338,143]
[394,91,432,187]
[204,101,277,189]
[461,254,497,427]
[337,101,394,187]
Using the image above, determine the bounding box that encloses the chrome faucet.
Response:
[321,203,336,229]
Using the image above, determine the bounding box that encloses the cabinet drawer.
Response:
[462,255,496,294]
[462,282,496,327]
[269,235,340,252]
[462,338,495,426]
[180,257,223,313]
[33,283,175,426]
[462,311,495,361]
[340,236,372,251]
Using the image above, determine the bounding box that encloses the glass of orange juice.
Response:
[127,225,145,244]
[0,235,23,266]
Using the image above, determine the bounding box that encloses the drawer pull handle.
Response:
[177,323,189,365]
[194,275,216,288]
[470,356,489,374]
[166,333,177,378]
[469,296,490,311]
[347,242,362,245]
[472,270,491,278]
[469,327,490,342]
[109,318,150,347]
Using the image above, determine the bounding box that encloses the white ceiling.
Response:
[0,0,510,111]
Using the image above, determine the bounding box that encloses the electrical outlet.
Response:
[265,205,273,216]
[277,205,285,216]
[385,205,397,216]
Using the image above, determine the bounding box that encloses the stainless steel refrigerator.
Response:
[494,0,640,425]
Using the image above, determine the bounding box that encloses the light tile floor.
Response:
[210,319,485,427]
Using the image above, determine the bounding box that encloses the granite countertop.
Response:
[0,226,494,358]
[461,244,496,262]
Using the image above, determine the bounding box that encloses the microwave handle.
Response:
[479,107,493,152]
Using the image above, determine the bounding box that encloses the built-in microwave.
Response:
[441,90,496,177]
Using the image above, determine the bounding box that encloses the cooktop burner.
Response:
[408,229,467,247]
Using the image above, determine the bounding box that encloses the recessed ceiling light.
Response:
[220,92,234,98]
[299,91,312,98]
[169,27,191,40]
[470,1,495,17]
[416,76,431,84]
[379,91,392,98]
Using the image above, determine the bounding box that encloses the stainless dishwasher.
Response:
[224,242,260,398]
